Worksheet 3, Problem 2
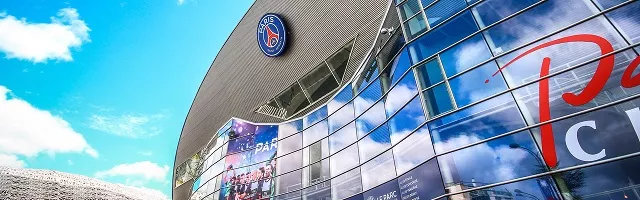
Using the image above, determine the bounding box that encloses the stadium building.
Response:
[173,0,640,200]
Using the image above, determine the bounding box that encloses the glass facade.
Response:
[188,0,640,200]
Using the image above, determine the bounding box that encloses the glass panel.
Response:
[407,11,479,65]
[390,48,412,85]
[276,169,302,195]
[277,151,302,176]
[276,83,311,116]
[300,63,339,101]
[326,41,354,81]
[363,179,401,200]
[428,94,525,153]
[279,120,302,140]
[593,0,627,10]
[483,0,597,55]
[606,1,640,44]
[422,0,435,7]
[449,61,508,107]
[302,180,332,200]
[438,131,544,194]
[528,99,640,169]
[278,132,302,157]
[439,34,492,77]
[354,78,384,116]
[307,159,331,187]
[378,32,406,72]
[329,122,358,155]
[386,72,420,115]
[496,17,630,90]
[425,0,467,27]
[404,14,428,40]
[511,49,639,125]
[361,151,398,191]
[399,0,423,21]
[422,83,454,117]
[355,101,387,138]
[328,90,355,134]
[398,159,445,200]
[560,155,640,200]
[331,167,363,200]
[415,58,445,89]
[388,96,426,145]
[358,122,392,162]
[331,145,360,176]
[446,176,560,200]
[392,126,435,174]
[303,119,328,147]
[471,0,540,28]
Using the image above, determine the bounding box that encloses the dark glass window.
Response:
[438,131,544,193]
[300,63,339,101]
[415,58,445,89]
[439,34,492,77]
[449,61,508,107]
[425,0,467,27]
[274,83,311,117]
[471,0,540,28]
[606,1,640,44]
[407,11,478,65]
[399,0,423,21]
[392,126,435,174]
[422,83,454,117]
[404,14,429,40]
[428,94,525,153]
[398,159,445,200]
[358,122,392,162]
[306,159,331,186]
[361,151,398,190]
[388,96,426,146]
[326,41,354,82]
[385,72,420,115]
[331,167,363,200]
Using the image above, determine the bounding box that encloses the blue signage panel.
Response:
[398,159,445,200]
[364,180,401,200]
[257,13,288,57]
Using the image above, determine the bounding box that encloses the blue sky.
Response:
[0,0,254,198]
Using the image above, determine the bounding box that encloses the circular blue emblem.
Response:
[257,13,287,57]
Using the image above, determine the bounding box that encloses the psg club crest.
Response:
[257,13,287,57]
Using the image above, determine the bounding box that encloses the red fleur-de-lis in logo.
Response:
[265,25,279,48]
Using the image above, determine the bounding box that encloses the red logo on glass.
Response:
[484,34,640,168]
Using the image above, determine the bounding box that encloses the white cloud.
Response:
[0,85,98,159]
[0,8,90,63]
[0,154,25,168]
[95,161,170,182]
[89,113,164,138]
[138,151,153,156]
[67,160,73,165]
[177,0,185,5]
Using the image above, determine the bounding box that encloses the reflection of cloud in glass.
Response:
[358,132,392,162]
[278,120,301,139]
[361,151,396,190]
[330,145,360,176]
[328,101,355,132]
[392,128,435,174]
[303,120,328,146]
[356,102,387,138]
[438,134,540,186]
[386,83,417,114]
[329,122,357,154]
[453,39,491,73]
